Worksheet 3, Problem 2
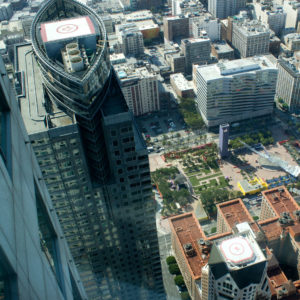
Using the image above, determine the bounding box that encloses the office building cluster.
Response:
[170,186,300,300]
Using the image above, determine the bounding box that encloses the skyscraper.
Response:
[0,55,86,300]
[15,0,164,299]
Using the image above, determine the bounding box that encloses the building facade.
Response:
[16,0,165,299]
[232,20,270,58]
[191,15,221,41]
[163,16,189,42]
[208,0,246,19]
[181,37,211,74]
[195,56,277,127]
[276,56,300,112]
[0,55,87,300]
[116,66,160,116]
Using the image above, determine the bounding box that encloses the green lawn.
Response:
[189,176,200,186]
[219,176,229,187]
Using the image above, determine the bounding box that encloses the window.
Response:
[0,248,18,300]
[35,182,65,294]
[0,86,10,171]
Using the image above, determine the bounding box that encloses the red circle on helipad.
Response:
[56,24,78,34]
[220,237,254,264]
[229,242,245,256]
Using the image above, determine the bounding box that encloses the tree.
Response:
[169,263,181,275]
[181,292,190,300]
[211,227,217,234]
[174,275,185,287]
[166,256,176,265]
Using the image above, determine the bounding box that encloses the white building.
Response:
[191,15,221,41]
[283,1,300,29]
[195,55,278,127]
[208,0,246,19]
[203,231,270,300]
[0,56,87,300]
[116,23,144,56]
[115,65,160,116]
[276,56,300,112]
[254,3,286,36]
[284,33,300,51]
[232,19,270,58]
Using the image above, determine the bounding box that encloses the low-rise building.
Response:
[170,73,194,98]
[211,41,234,60]
[284,33,300,52]
[166,52,186,73]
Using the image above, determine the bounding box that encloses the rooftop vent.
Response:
[183,243,196,257]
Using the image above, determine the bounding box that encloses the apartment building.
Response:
[115,64,160,116]
[276,56,300,112]
[208,0,246,19]
[181,37,211,74]
[195,55,277,127]
[232,19,270,58]
[163,16,189,42]
[191,15,221,42]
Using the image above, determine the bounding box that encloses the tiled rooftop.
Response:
[169,213,209,279]
[262,186,300,220]
[258,217,283,241]
[217,198,259,232]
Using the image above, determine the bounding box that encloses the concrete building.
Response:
[181,37,211,74]
[16,0,164,299]
[163,16,189,42]
[0,3,13,21]
[172,0,205,16]
[208,0,246,19]
[0,55,87,300]
[195,56,277,127]
[191,15,221,42]
[170,73,194,98]
[276,56,300,112]
[211,41,234,60]
[284,33,300,51]
[283,1,300,29]
[166,52,186,73]
[254,3,286,36]
[169,185,300,300]
[232,19,270,58]
[115,64,160,116]
[117,24,144,56]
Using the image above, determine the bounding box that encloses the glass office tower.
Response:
[15,0,165,299]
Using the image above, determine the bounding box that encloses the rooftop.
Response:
[170,73,193,91]
[233,19,270,36]
[262,186,300,220]
[196,55,277,81]
[217,198,259,232]
[15,43,74,134]
[212,42,234,54]
[169,213,209,279]
[258,217,283,241]
[40,16,95,42]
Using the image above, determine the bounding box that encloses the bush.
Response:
[253,216,259,221]
[166,256,176,265]
[181,292,190,300]
[211,227,217,234]
[174,275,185,287]
[169,263,181,275]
